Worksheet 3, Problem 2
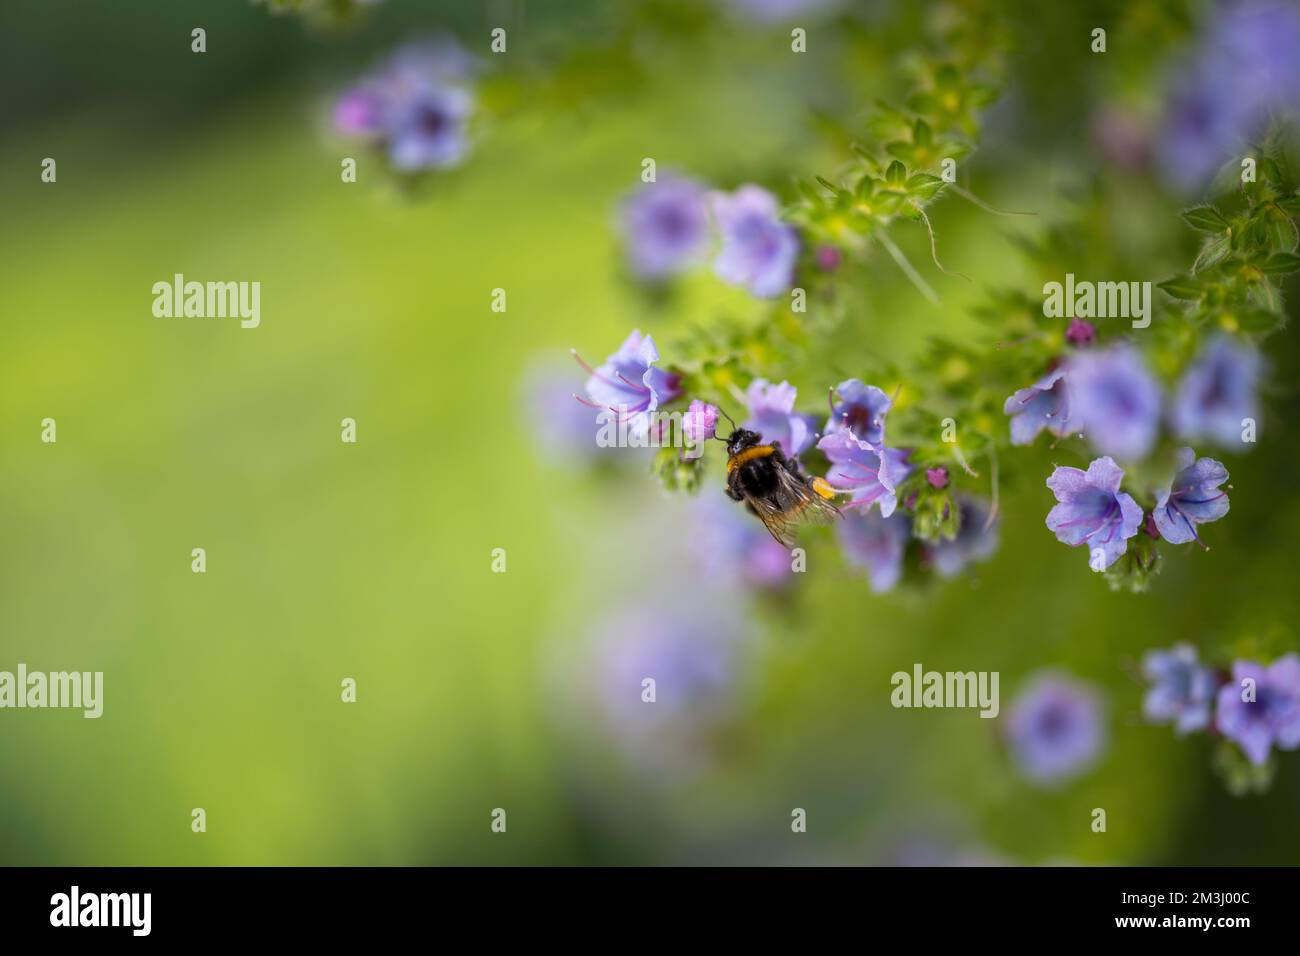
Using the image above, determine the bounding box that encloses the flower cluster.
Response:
[333,39,478,174]
[1005,338,1260,461]
[1004,673,1106,786]
[1141,644,1300,771]
[620,178,799,297]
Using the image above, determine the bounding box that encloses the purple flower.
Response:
[683,400,719,444]
[1068,345,1161,461]
[1151,447,1230,546]
[1159,2,1300,191]
[1170,335,1261,449]
[818,431,912,517]
[523,359,609,462]
[1065,318,1096,348]
[1005,674,1106,785]
[928,496,999,579]
[333,38,478,172]
[574,330,682,441]
[693,491,793,589]
[333,88,385,136]
[925,466,949,490]
[620,177,711,280]
[711,185,799,298]
[1215,655,1300,766]
[387,85,473,172]
[1003,367,1079,446]
[590,604,743,743]
[743,379,813,456]
[825,379,891,445]
[838,510,910,593]
[723,0,839,23]
[1141,644,1218,736]
[1044,456,1144,570]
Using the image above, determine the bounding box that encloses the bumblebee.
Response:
[723,427,840,549]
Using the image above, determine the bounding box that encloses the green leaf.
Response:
[1274,195,1300,216]
[815,175,844,197]
[1230,306,1284,334]
[1181,205,1229,232]
[934,64,960,92]
[1193,233,1232,273]
[1157,274,1204,300]
[1259,252,1300,275]
[906,172,945,202]
[913,118,933,147]
[884,160,907,185]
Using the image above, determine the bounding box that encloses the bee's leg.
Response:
[726,484,743,502]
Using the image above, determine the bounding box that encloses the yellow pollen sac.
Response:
[812,476,837,499]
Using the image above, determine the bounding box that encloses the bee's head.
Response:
[725,428,762,457]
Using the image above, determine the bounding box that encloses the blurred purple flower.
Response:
[925,466,949,490]
[1170,335,1261,449]
[333,37,478,172]
[1160,1,1300,191]
[1069,345,1161,461]
[1215,655,1300,765]
[1065,318,1096,348]
[743,379,814,456]
[590,604,743,743]
[838,509,910,593]
[1151,447,1230,546]
[723,0,840,23]
[574,330,682,441]
[1004,366,1079,446]
[693,491,794,589]
[1045,456,1143,570]
[825,379,891,445]
[387,85,473,171]
[711,185,799,298]
[1006,674,1106,786]
[1141,643,1218,736]
[928,496,999,579]
[683,400,720,444]
[522,360,607,462]
[620,177,711,280]
[818,431,912,517]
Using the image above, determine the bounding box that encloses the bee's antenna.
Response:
[715,404,737,432]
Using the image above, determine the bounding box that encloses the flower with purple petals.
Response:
[743,379,814,456]
[1044,456,1143,570]
[1170,335,1261,449]
[693,490,793,589]
[1005,674,1106,785]
[838,510,911,593]
[683,400,720,445]
[1215,655,1300,766]
[333,38,477,172]
[818,431,912,517]
[574,330,682,441]
[1159,1,1300,191]
[929,496,999,579]
[1003,366,1079,446]
[620,176,711,280]
[1141,643,1218,736]
[386,85,473,171]
[1068,345,1161,461]
[1151,447,1230,546]
[711,185,799,298]
[825,379,891,445]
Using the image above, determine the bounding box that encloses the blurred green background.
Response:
[2,0,1298,866]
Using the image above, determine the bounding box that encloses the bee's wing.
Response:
[745,467,841,549]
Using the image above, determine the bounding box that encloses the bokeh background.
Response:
[1,0,1298,865]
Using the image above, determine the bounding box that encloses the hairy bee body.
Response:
[723,428,839,548]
